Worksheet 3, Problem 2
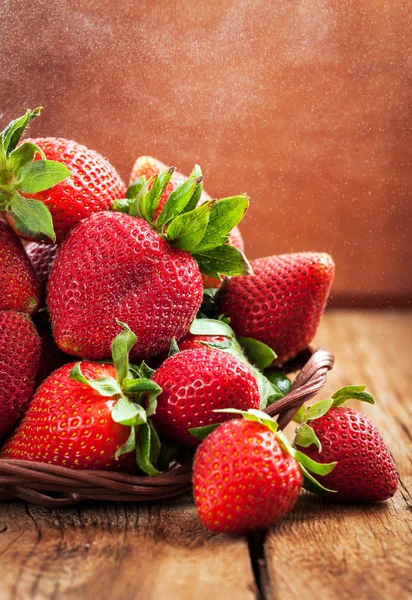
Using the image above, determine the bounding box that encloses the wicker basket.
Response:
[0,348,334,507]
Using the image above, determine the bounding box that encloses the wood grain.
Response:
[0,495,256,600]
[266,311,412,600]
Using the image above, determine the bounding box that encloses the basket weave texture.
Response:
[0,348,334,507]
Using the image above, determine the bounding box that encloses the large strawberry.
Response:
[0,108,126,243]
[150,346,261,447]
[48,168,251,361]
[0,221,40,314]
[193,410,335,534]
[0,311,41,440]
[1,323,163,474]
[294,386,398,501]
[218,252,335,365]
[129,155,245,288]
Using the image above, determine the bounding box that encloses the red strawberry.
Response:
[0,221,40,315]
[0,108,125,243]
[1,361,136,471]
[130,155,245,288]
[0,310,41,439]
[193,417,303,533]
[1,323,163,474]
[13,137,126,242]
[294,388,398,501]
[150,347,260,447]
[48,169,251,361]
[26,242,58,302]
[218,252,335,365]
[48,212,203,360]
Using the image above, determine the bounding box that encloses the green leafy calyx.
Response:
[69,321,162,476]
[114,164,253,279]
[0,108,71,241]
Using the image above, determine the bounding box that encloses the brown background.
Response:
[0,0,411,305]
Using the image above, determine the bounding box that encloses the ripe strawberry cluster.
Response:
[0,109,398,534]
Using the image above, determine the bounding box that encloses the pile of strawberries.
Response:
[0,109,398,534]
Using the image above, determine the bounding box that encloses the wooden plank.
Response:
[0,494,257,600]
[266,310,412,600]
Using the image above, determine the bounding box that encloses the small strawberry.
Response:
[0,310,41,440]
[150,346,261,447]
[294,386,398,501]
[0,221,41,314]
[218,252,335,365]
[26,242,58,302]
[48,167,251,361]
[129,155,245,288]
[0,108,126,243]
[193,409,335,534]
[1,323,163,474]
[0,109,71,242]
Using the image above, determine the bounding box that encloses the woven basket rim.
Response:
[0,347,334,506]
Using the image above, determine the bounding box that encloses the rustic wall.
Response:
[1,0,411,303]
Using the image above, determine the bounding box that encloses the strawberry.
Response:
[26,242,58,302]
[0,108,126,243]
[129,155,245,288]
[150,346,261,447]
[0,310,41,440]
[218,252,335,365]
[193,410,335,534]
[15,137,126,242]
[1,323,163,474]
[34,314,72,385]
[0,221,40,314]
[48,167,251,361]
[294,386,398,501]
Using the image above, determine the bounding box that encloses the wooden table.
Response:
[0,310,411,600]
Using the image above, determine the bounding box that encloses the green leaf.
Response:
[168,338,180,357]
[112,396,147,426]
[148,420,161,464]
[2,107,42,154]
[122,378,161,395]
[214,407,278,432]
[189,423,222,441]
[294,450,337,476]
[115,426,136,459]
[156,176,200,228]
[8,193,56,241]
[19,159,71,193]
[112,198,135,213]
[69,363,123,397]
[139,361,155,380]
[182,165,203,213]
[194,195,249,253]
[166,201,212,252]
[190,318,234,337]
[193,245,253,278]
[238,337,277,370]
[145,167,175,220]
[331,385,375,407]
[126,176,146,199]
[264,369,292,399]
[136,422,161,476]
[305,398,334,421]
[294,424,322,451]
[300,464,336,495]
[292,405,306,424]
[200,339,233,350]
[9,142,42,175]
[111,321,137,385]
